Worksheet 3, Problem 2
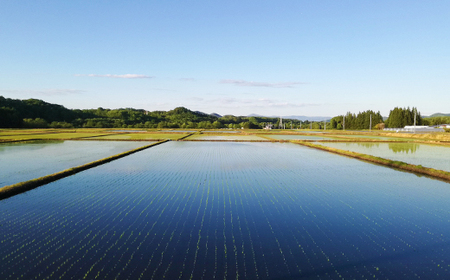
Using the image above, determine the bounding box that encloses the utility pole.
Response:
[414,109,416,133]
[369,114,372,131]
[324,120,326,130]
[343,115,345,131]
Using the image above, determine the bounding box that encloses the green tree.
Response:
[0,107,22,128]
[386,107,422,128]
[212,121,223,129]
[23,118,49,128]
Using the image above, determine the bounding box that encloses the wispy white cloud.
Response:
[204,96,319,109]
[75,74,153,79]
[180,78,196,81]
[0,89,86,96]
[220,79,305,88]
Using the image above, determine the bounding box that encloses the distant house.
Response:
[264,123,273,130]
[404,125,431,131]
[384,125,444,133]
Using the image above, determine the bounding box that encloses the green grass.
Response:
[91,133,187,140]
[0,129,62,136]
[184,134,267,140]
[0,129,191,142]
[0,133,111,140]
[292,140,450,182]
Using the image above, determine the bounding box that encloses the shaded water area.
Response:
[0,140,148,187]
[2,142,450,279]
[319,142,450,172]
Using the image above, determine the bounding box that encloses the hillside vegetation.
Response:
[0,96,302,129]
[1,96,446,130]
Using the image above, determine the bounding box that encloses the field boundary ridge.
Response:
[0,140,169,200]
[292,140,450,183]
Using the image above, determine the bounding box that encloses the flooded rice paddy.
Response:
[263,134,338,140]
[319,142,450,172]
[187,134,265,140]
[337,135,415,141]
[201,131,239,133]
[2,141,450,279]
[0,141,148,187]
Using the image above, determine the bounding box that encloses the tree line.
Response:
[329,110,384,130]
[328,107,428,130]
[0,96,439,130]
[0,96,307,129]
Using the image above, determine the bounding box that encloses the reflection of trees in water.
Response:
[388,143,419,154]
[349,143,380,148]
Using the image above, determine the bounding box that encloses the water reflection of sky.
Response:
[340,135,415,141]
[2,142,450,279]
[202,130,239,133]
[191,135,264,140]
[264,134,338,140]
[319,142,450,172]
[159,130,197,133]
[0,141,147,186]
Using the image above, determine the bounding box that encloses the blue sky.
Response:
[1,1,448,117]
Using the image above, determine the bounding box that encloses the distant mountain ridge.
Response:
[2,95,447,128]
[209,113,222,118]
[427,113,450,118]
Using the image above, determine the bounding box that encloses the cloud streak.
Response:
[220,79,305,88]
[201,96,320,109]
[75,74,153,79]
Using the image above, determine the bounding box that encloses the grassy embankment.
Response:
[182,132,273,142]
[86,132,188,141]
[379,132,450,143]
[0,129,193,142]
[292,140,450,183]
[0,140,168,200]
[0,130,116,142]
[176,132,196,140]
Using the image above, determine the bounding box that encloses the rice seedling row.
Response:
[0,141,148,187]
[318,142,450,172]
[2,142,450,279]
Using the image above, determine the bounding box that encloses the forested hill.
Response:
[428,113,450,118]
[0,96,80,127]
[0,96,441,129]
[1,96,312,129]
[0,96,220,128]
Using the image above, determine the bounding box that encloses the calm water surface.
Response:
[340,135,415,141]
[1,142,450,279]
[0,140,148,186]
[319,142,450,172]
[191,135,265,140]
[264,134,337,140]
